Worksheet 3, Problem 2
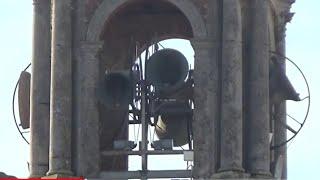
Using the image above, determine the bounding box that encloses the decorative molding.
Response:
[191,38,217,49]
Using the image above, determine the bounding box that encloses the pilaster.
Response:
[73,41,103,177]
[273,10,289,178]
[191,39,219,179]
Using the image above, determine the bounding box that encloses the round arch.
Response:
[86,0,207,41]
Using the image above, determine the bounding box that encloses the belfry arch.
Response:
[86,0,207,41]
[83,0,209,174]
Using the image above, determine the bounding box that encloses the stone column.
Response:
[73,41,103,177]
[47,0,73,176]
[30,0,51,177]
[247,0,271,176]
[274,27,287,179]
[206,0,221,176]
[191,39,219,178]
[219,0,244,173]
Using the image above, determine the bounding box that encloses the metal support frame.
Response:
[99,82,193,179]
[98,44,194,179]
[101,150,185,156]
[141,83,148,179]
[98,170,192,179]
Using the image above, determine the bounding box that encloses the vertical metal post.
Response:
[141,82,148,180]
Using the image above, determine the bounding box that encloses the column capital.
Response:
[32,0,40,5]
[191,38,217,50]
[80,41,103,53]
[33,0,49,6]
[80,41,103,49]
[190,38,218,59]
[276,21,288,41]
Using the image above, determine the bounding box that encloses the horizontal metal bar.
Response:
[96,170,192,179]
[101,150,186,156]
[128,121,141,124]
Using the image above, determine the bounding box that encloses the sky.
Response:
[0,0,319,179]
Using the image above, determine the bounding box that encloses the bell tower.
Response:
[28,0,297,179]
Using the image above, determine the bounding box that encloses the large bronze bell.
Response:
[154,102,192,147]
[99,71,133,110]
[155,113,191,147]
[146,48,189,94]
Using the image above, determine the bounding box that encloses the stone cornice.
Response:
[270,0,296,41]
[271,0,295,23]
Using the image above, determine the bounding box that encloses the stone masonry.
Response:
[29,0,295,179]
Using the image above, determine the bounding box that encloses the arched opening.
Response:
[97,0,197,173]
[128,38,195,171]
[99,0,193,72]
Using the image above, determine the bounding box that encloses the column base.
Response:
[212,170,250,179]
[29,164,49,178]
[218,166,245,173]
[45,170,73,178]
[29,174,44,178]
[250,172,273,179]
